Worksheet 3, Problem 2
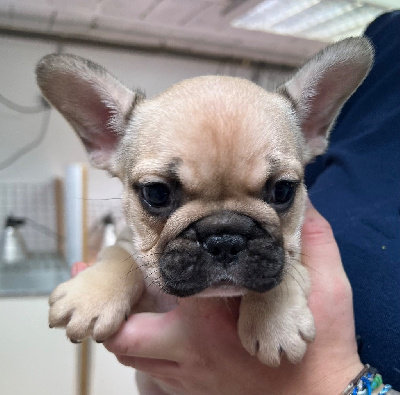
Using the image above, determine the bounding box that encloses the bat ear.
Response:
[278,37,374,162]
[36,54,145,172]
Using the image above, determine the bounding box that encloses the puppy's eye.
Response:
[265,180,298,209]
[271,181,295,204]
[141,183,171,208]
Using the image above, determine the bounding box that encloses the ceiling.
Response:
[234,0,399,42]
[0,0,397,66]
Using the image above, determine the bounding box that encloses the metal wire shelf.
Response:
[0,252,70,297]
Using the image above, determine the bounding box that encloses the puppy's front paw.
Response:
[238,292,315,367]
[49,264,141,343]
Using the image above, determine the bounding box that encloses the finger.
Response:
[302,200,336,248]
[116,355,180,376]
[71,262,88,278]
[104,311,187,362]
[302,200,352,313]
[302,199,343,275]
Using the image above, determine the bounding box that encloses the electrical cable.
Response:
[0,108,51,171]
[0,93,51,171]
[24,217,64,242]
[0,92,48,114]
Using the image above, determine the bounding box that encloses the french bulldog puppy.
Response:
[36,37,373,385]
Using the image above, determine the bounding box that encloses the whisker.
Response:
[287,258,322,275]
[287,263,307,284]
[77,197,122,201]
[285,271,306,294]
[281,276,288,299]
[222,297,235,318]
[125,263,147,277]
[144,269,159,281]
[288,248,309,258]
[149,277,167,294]
[156,283,167,295]
[147,279,162,289]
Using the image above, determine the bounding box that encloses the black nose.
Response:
[203,234,246,265]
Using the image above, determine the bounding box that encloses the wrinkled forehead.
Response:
[128,78,304,195]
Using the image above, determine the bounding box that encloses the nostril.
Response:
[208,245,221,256]
[230,239,246,255]
[204,234,246,258]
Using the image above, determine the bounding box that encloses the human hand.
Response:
[72,201,363,395]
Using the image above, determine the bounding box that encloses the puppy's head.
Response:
[36,38,373,297]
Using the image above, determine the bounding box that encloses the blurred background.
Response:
[0,1,398,394]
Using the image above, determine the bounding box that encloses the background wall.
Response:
[0,33,292,395]
[0,34,292,198]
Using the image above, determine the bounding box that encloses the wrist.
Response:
[310,360,364,395]
[264,354,363,395]
[285,350,363,395]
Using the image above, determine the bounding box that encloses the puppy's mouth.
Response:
[198,281,247,297]
[158,211,284,297]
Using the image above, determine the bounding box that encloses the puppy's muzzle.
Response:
[159,211,285,297]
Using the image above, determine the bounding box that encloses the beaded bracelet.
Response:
[342,364,392,395]
[342,364,395,395]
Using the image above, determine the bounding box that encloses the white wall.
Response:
[0,297,77,395]
[90,343,140,395]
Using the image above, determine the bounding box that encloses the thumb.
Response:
[104,310,188,363]
[71,261,88,277]
[104,298,240,363]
